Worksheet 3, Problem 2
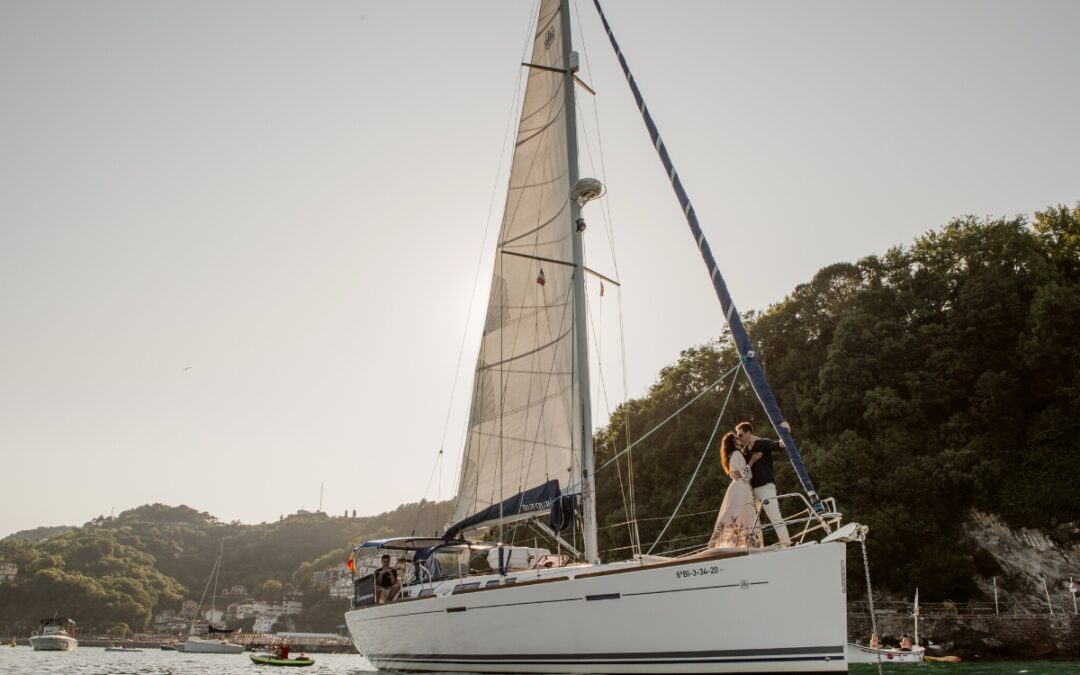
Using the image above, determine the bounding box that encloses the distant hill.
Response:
[0,499,451,635]
[3,525,75,542]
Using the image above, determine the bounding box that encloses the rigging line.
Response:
[646,363,743,555]
[582,256,635,551]
[560,363,738,498]
[592,0,822,511]
[412,447,446,535]
[649,540,713,558]
[572,0,621,287]
[474,0,582,515]
[573,0,638,553]
[592,363,740,479]
[603,533,710,556]
[505,81,578,500]
[484,113,578,514]
[447,0,541,511]
[512,276,575,498]
[485,47,572,477]
[598,509,718,531]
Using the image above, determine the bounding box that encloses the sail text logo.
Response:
[521,500,553,512]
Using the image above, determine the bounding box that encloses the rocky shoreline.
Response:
[849,612,1080,660]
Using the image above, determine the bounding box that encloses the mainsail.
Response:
[449,0,581,535]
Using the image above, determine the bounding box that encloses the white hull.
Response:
[846,643,924,664]
[176,637,245,654]
[346,542,848,673]
[29,635,77,651]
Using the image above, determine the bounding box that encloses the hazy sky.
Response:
[2,0,1078,538]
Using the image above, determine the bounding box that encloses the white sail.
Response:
[450,0,579,532]
[346,5,860,673]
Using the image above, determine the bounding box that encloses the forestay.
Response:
[449,0,580,534]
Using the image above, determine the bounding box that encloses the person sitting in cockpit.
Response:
[375,554,400,603]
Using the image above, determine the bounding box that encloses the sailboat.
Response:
[344,1,867,672]
[176,540,245,654]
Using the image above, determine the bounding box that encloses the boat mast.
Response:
[559,0,598,565]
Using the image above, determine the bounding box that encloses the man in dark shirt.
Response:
[375,554,399,603]
[734,421,791,546]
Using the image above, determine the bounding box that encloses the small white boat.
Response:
[176,636,244,654]
[29,617,78,652]
[846,643,925,664]
[848,589,927,664]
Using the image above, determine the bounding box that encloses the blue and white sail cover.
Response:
[450,0,579,534]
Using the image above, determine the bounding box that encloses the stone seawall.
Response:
[849,613,1080,659]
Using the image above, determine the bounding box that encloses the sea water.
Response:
[0,649,1075,675]
[850,665,1075,674]
[0,648,372,674]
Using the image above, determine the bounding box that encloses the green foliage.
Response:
[256,579,284,601]
[594,203,1080,601]
[2,525,76,543]
[0,499,451,633]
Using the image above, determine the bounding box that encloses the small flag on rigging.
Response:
[537,268,546,286]
[600,281,605,296]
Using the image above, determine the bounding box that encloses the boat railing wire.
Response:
[597,509,716,532]
[752,493,842,546]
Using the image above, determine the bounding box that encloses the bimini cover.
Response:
[449,0,583,533]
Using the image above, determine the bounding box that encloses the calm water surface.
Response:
[0,648,372,674]
[0,649,1076,675]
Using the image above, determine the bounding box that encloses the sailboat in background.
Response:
[176,540,244,654]
[344,1,867,672]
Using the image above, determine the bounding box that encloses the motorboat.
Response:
[28,617,77,651]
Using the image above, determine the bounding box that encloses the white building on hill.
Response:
[330,577,353,599]
[0,562,17,583]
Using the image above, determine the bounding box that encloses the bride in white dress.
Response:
[709,431,762,548]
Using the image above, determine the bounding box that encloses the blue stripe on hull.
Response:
[370,646,845,663]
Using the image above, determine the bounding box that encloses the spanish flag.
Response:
[345,550,355,574]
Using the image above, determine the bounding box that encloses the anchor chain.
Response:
[860,538,884,675]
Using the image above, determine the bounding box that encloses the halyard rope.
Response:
[646,363,742,555]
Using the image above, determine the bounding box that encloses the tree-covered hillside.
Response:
[594,203,1080,600]
[0,499,450,634]
[2,203,1077,630]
